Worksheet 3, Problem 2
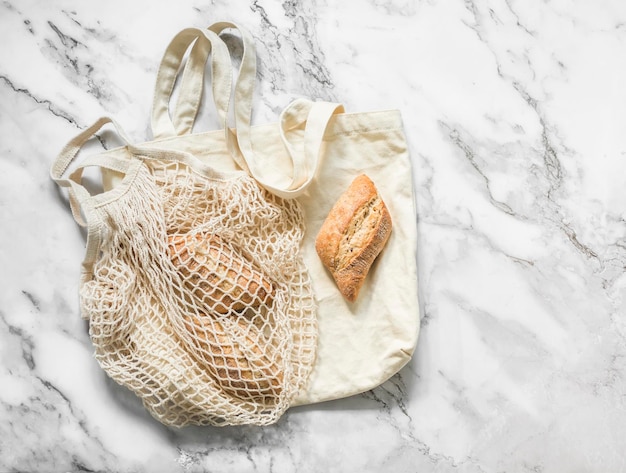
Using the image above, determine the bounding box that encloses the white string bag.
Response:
[83,150,315,427]
[51,22,420,426]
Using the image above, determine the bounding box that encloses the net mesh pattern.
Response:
[80,160,317,426]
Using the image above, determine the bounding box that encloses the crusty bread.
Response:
[167,232,282,399]
[315,174,392,302]
[167,233,275,314]
[182,314,283,399]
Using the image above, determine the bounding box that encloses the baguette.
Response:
[315,174,392,302]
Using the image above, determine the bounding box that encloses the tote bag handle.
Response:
[151,22,344,199]
[151,27,232,139]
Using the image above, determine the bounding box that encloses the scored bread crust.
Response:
[315,174,392,302]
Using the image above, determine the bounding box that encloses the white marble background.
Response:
[1,0,626,471]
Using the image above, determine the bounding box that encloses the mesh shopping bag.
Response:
[53,118,321,426]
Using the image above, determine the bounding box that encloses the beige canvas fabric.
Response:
[51,23,419,425]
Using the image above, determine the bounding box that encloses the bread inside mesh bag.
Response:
[181,314,284,400]
[167,232,284,400]
[168,233,276,314]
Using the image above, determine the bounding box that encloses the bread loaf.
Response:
[168,232,282,399]
[167,233,275,314]
[315,174,392,302]
[182,314,284,399]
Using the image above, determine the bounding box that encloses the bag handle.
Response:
[151,27,233,139]
[152,23,346,198]
[205,22,257,157]
[205,23,346,198]
[249,98,345,199]
[51,117,135,281]
[151,22,258,152]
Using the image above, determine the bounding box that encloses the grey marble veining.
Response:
[1,0,626,472]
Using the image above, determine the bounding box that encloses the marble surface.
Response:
[2,0,626,471]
